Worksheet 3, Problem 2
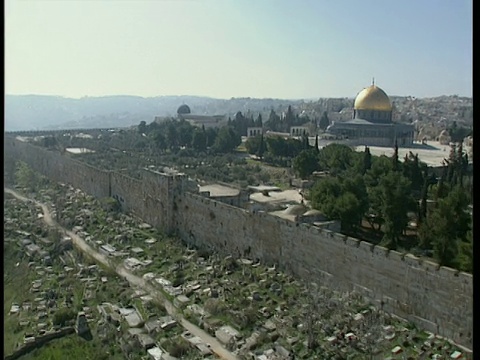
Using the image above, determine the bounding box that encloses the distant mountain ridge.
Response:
[5,94,310,131]
[5,94,472,132]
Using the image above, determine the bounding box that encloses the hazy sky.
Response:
[5,0,472,99]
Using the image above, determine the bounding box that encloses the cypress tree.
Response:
[392,139,399,171]
[419,168,429,224]
[363,146,372,175]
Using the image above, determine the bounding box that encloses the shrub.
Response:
[165,338,191,358]
[53,308,76,327]
[204,298,227,316]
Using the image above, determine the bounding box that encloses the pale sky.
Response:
[5,0,472,99]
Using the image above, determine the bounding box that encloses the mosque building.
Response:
[326,81,415,147]
[176,104,226,129]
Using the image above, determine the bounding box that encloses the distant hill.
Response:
[5,94,472,132]
[4,95,307,131]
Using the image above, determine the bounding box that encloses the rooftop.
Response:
[199,184,240,197]
[250,189,303,204]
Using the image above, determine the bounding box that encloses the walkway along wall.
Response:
[4,136,473,349]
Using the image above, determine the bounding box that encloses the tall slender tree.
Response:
[363,146,372,175]
[256,134,265,160]
[392,139,399,171]
[318,111,330,131]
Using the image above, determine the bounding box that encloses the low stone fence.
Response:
[5,327,75,360]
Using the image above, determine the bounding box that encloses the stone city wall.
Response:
[176,193,473,348]
[4,136,473,348]
[134,169,179,234]
[4,137,110,199]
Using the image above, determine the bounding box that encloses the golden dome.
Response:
[354,85,392,111]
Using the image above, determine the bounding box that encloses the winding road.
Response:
[5,188,238,360]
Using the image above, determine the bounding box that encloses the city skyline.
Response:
[5,0,472,100]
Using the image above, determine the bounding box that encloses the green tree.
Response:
[418,186,471,267]
[352,146,372,176]
[255,113,263,127]
[342,174,369,227]
[177,120,194,148]
[318,111,329,131]
[146,120,160,133]
[301,134,310,150]
[265,136,284,156]
[205,127,218,148]
[391,140,399,171]
[138,120,147,134]
[334,192,362,232]
[362,146,372,174]
[166,120,179,150]
[15,161,40,192]
[453,142,469,187]
[284,105,295,131]
[402,152,425,193]
[42,136,59,149]
[364,155,393,188]
[256,134,266,159]
[265,109,281,131]
[191,127,207,152]
[457,229,473,273]
[292,149,320,179]
[245,135,263,155]
[151,130,167,153]
[310,177,342,218]
[53,308,77,327]
[372,171,415,249]
[265,136,303,158]
[418,170,429,225]
[310,175,368,232]
[433,164,449,201]
[213,126,241,153]
[318,143,355,175]
[232,111,249,136]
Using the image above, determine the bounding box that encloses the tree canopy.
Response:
[310,174,368,232]
[213,126,241,153]
[418,185,471,267]
[293,149,321,179]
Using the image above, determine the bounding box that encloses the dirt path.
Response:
[5,188,239,360]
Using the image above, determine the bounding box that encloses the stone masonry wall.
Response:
[111,169,180,234]
[4,137,110,198]
[176,192,473,348]
[4,136,473,349]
